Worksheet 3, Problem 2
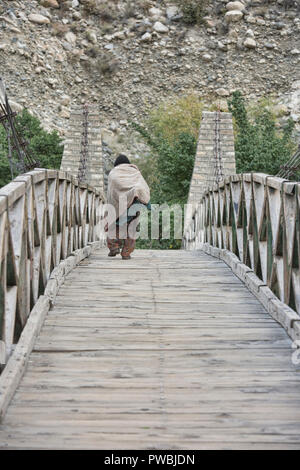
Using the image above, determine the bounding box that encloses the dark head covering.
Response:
[114,154,130,167]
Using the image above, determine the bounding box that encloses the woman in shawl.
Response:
[105,154,151,260]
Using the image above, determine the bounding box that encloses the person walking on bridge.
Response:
[105,154,151,260]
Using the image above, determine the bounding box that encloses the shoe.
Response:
[108,250,120,257]
[122,255,131,260]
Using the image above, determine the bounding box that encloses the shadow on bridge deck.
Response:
[0,249,300,450]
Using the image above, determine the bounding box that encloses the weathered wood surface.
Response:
[0,249,300,450]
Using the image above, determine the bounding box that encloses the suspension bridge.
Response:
[0,108,299,449]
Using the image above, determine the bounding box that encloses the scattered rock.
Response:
[55,53,64,62]
[292,81,300,90]
[65,32,77,45]
[246,29,254,37]
[61,94,71,106]
[226,2,245,12]
[86,30,97,44]
[216,88,230,97]
[224,10,244,23]
[202,53,212,62]
[47,78,58,87]
[140,32,152,42]
[166,6,182,21]
[73,11,81,20]
[245,15,256,24]
[217,41,227,51]
[8,26,22,34]
[291,113,300,122]
[59,107,70,119]
[113,31,126,40]
[203,16,217,29]
[256,18,266,26]
[215,99,229,112]
[149,7,163,17]
[153,22,169,33]
[274,22,286,29]
[9,100,23,112]
[40,0,59,8]
[244,37,256,48]
[28,14,51,24]
[1,0,299,147]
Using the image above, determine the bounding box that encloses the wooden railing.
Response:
[183,173,300,322]
[0,169,106,368]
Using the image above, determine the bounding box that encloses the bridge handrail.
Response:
[183,172,300,321]
[0,168,106,368]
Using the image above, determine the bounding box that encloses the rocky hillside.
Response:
[0,0,299,159]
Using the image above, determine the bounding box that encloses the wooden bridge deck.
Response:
[0,249,300,449]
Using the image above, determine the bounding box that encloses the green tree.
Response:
[0,109,63,188]
[227,90,296,175]
[148,93,203,145]
[0,126,13,188]
[131,122,196,204]
[131,123,196,249]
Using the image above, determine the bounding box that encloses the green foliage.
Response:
[131,94,200,249]
[227,91,297,175]
[132,152,159,192]
[131,122,196,250]
[148,93,203,145]
[0,109,63,188]
[136,208,183,250]
[153,132,196,204]
[172,0,210,25]
[131,122,196,204]
[132,92,202,201]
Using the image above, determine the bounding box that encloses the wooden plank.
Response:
[7,387,300,408]
[17,374,300,390]
[42,318,277,328]
[24,350,297,371]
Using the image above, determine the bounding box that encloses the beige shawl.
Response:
[107,163,150,222]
